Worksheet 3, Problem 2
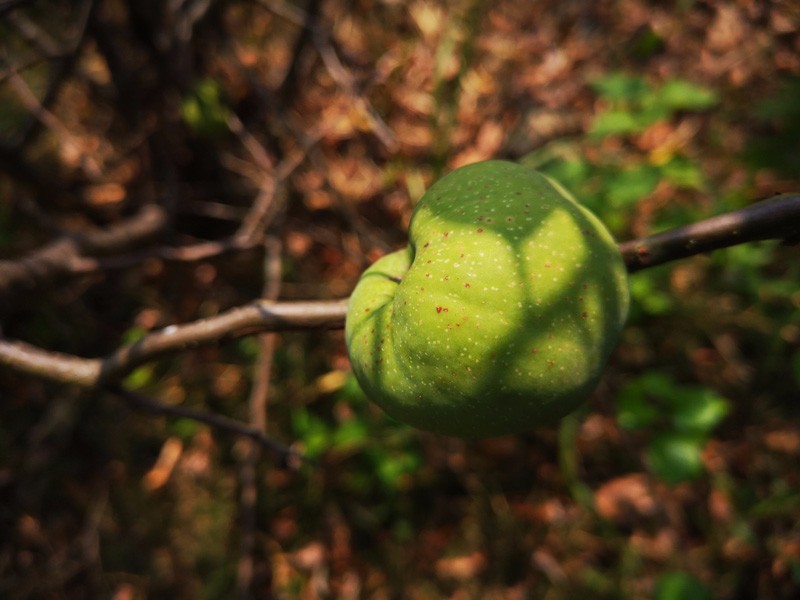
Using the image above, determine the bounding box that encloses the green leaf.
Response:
[375,451,420,490]
[616,382,660,430]
[539,158,592,192]
[639,371,680,398]
[169,418,200,440]
[670,388,730,434]
[589,110,644,137]
[629,273,675,316]
[181,78,230,137]
[654,572,712,600]
[660,156,706,190]
[604,164,661,207]
[655,79,719,111]
[332,418,369,450]
[647,432,705,485]
[122,326,148,345]
[590,72,650,102]
[291,409,330,458]
[124,365,154,389]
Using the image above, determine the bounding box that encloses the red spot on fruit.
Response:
[423,242,430,248]
[464,283,471,288]
[477,228,484,233]
[443,232,450,237]
[436,306,443,313]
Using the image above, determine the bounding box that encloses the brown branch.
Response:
[0,204,168,310]
[620,193,800,272]
[0,193,797,389]
[0,299,350,387]
[70,235,264,274]
[108,385,301,464]
[237,236,283,598]
[7,70,103,179]
[258,0,397,150]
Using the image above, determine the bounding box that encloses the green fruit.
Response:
[345,160,629,437]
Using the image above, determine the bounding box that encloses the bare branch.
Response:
[108,385,302,465]
[0,299,349,387]
[71,235,264,274]
[0,204,168,309]
[0,193,797,390]
[620,193,800,272]
[258,0,397,150]
[237,235,283,598]
[6,70,103,179]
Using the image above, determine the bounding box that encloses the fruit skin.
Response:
[345,160,629,437]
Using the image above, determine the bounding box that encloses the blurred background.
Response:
[0,0,799,598]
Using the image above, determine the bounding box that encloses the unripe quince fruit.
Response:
[345,160,629,437]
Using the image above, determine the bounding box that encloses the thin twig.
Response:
[313,31,398,151]
[237,235,283,599]
[0,204,168,309]
[7,70,103,179]
[70,235,264,274]
[258,0,397,150]
[108,385,301,464]
[229,114,318,243]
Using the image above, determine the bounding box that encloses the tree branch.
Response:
[0,193,797,388]
[108,385,301,465]
[0,204,168,311]
[0,299,350,387]
[619,193,800,272]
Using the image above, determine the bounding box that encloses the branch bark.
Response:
[0,204,168,311]
[0,299,349,387]
[619,193,800,272]
[0,193,797,388]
